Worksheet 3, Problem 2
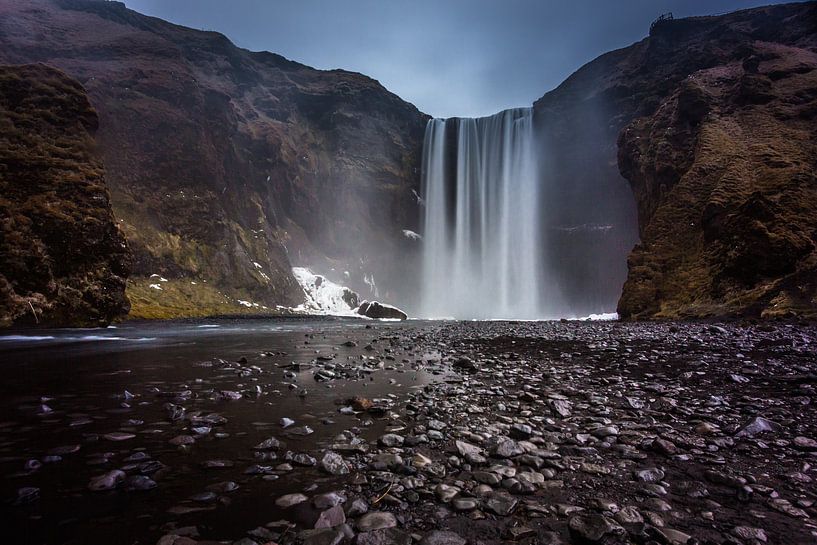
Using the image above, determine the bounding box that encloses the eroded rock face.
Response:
[0,63,131,327]
[617,38,817,319]
[0,0,428,318]
[533,2,817,320]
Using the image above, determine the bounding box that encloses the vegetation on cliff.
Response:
[0,64,131,327]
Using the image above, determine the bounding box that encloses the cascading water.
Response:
[420,108,561,319]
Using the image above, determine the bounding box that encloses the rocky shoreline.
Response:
[3,319,817,544]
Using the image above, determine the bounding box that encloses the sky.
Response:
[123,0,791,118]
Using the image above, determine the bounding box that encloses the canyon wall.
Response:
[534,1,817,319]
[0,63,131,326]
[0,0,427,318]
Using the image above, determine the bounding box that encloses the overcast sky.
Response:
[123,0,790,118]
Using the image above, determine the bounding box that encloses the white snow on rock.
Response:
[579,312,619,321]
[291,267,359,316]
[402,229,422,241]
[148,284,162,290]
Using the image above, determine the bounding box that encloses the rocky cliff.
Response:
[0,63,131,327]
[534,1,817,319]
[0,0,427,318]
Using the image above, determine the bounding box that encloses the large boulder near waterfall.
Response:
[0,64,131,327]
[0,0,427,319]
[357,300,408,320]
[533,2,817,319]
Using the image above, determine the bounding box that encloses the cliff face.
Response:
[0,0,428,318]
[0,64,131,327]
[534,2,817,319]
[618,40,817,318]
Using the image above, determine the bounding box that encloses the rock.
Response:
[455,440,483,458]
[88,470,125,491]
[793,436,817,451]
[650,437,676,456]
[297,528,346,545]
[255,437,282,450]
[493,439,524,458]
[418,530,467,545]
[314,505,346,529]
[357,528,413,545]
[634,468,665,483]
[320,451,350,475]
[104,432,135,441]
[735,416,781,438]
[767,498,809,518]
[14,487,40,505]
[452,498,478,511]
[485,493,518,516]
[200,459,234,469]
[314,492,346,509]
[378,434,404,447]
[275,493,308,508]
[591,425,619,438]
[732,526,768,543]
[288,426,314,436]
[356,511,397,532]
[549,398,573,417]
[568,513,626,544]
[292,453,317,466]
[357,301,408,320]
[350,396,373,411]
[434,484,459,502]
[510,423,533,439]
[126,475,157,491]
[653,528,692,545]
[346,498,369,517]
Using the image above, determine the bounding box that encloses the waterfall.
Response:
[420,108,558,319]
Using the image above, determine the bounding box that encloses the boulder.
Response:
[357,301,408,320]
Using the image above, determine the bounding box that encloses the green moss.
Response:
[126,277,291,320]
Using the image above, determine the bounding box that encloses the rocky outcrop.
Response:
[357,300,408,320]
[0,63,131,327]
[618,40,817,318]
[0,0,427,318]
[534,1,817,319]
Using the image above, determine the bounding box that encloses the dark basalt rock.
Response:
[0,64,131,327]
[357,300,408,320]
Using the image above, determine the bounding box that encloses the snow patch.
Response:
[578,312,619,321]
[402,229,422,241]
[291,267,359,316]
[149,284,162,290]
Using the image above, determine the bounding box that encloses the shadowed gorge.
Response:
[3,2,817,545]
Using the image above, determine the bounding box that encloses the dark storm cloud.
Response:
[124,0,791,118]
